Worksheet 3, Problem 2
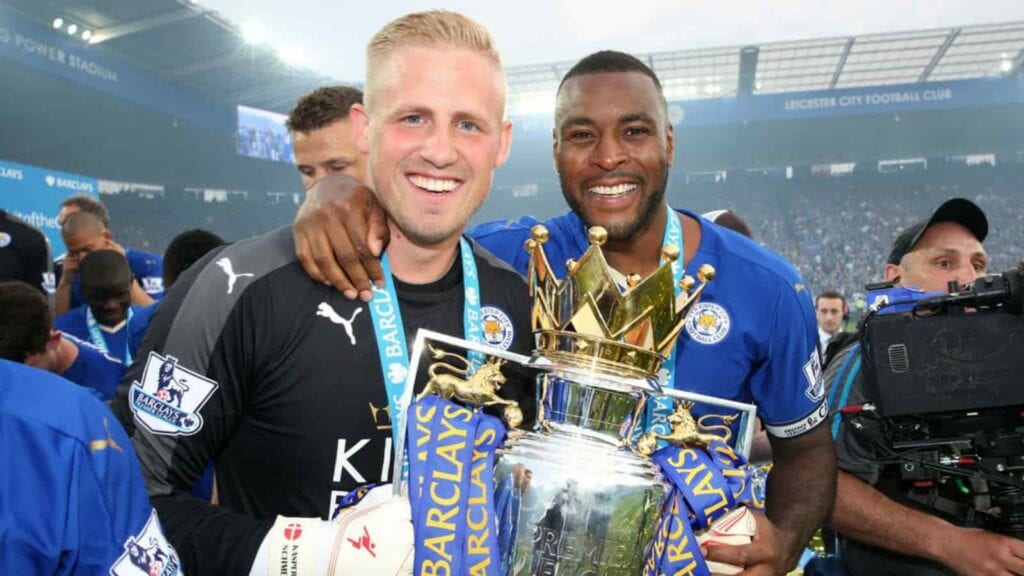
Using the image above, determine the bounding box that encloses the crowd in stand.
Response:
[103,163,1023,317]
[679,163,1024,314]
[105,188,298,253]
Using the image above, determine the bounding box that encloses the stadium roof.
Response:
[1,0,334,112]
[3,1,1022,115]
[506,20,1024,113]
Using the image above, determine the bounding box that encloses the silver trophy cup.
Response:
[395,223,758,575]
[493,370,664,576]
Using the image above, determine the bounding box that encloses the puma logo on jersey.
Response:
[316,302,362,345]
[368,402,392,430]
[215,258,255,295]
[89,418,124,453]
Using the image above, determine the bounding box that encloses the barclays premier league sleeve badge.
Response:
[110,510,182,576]
[129,352,219,436]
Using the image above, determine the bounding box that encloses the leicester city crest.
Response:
[684,302,731,345]
[129,351,219,436]
[480,306,514,351]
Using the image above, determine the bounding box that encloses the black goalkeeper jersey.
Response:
[117,227,534,575]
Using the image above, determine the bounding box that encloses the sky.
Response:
[200,0,1024,82]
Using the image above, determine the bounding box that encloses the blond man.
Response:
[118,11,532,575]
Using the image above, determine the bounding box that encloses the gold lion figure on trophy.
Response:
[636,400,724,456]
[416,345,523,428]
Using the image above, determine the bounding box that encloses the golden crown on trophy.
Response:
[526,224,714,379]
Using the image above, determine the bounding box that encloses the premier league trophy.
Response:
[399,225,761,576]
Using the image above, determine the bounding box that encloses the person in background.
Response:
[0,280,125,400]
[826,198,1016,576]
[55,250,143,366]
[162,228,226,288]
[54,193,110,278]
[0,209,52,295]
[287,85,368,190]
[703,208,755,239]
[815,289,851,367]
[128,228,227,358]
[57,211,163,315]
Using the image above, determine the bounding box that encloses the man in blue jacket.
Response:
[0,359,181,575]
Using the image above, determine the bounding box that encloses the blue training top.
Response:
[60,331,127,400]
[55,304,144,366]
[127,302,159,359]
[0,359,182,575]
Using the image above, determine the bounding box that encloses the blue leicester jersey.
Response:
[68,247,165,308]
[61,332,127,400]
[128,302,159,359]
[471,209,827,441]
[55,304,144,366]
[0,360,182,576]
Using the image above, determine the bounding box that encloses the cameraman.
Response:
[824,198,1024,575]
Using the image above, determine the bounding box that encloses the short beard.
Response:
[378,192,481,247]
[560,174,668,242]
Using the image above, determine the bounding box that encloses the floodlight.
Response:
[242,22,267,44]
[278,46,305,67]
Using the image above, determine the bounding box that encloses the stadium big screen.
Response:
[237,105,294,164]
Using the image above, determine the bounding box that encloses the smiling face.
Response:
[353,45,512,247]
[554,71,674,242]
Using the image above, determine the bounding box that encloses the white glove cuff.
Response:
[252,516,332,576]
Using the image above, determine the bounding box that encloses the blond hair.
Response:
[365,11,504,109]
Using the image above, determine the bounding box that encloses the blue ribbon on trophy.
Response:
[643,439,764,576]
[465,413,504,575]
[406,394,506,576]
[329,483,379,520]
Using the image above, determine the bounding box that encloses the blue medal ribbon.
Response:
[646,208,685,439]
[459,238,485,370]
[644,439,764,576]
[369,237,484,460]
[86,306,133,365]
[406,395,505,576]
